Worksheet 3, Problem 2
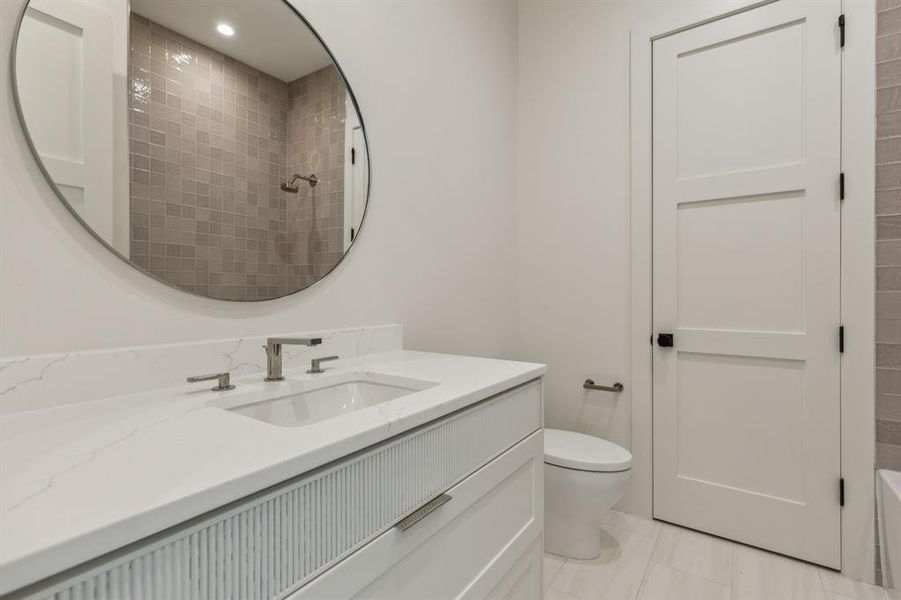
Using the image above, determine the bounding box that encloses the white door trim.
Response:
[628,0,876,582]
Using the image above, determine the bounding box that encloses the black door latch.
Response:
[657,333,674,348]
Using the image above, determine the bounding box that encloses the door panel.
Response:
[675,18,806,179]
[16,0,115,242]
[676,353,806,502]
[652,0,842,568]
[677,191,805,332]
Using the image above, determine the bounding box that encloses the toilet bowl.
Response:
[544,428,632,559]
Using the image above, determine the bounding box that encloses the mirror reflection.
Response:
[15,0,370,301]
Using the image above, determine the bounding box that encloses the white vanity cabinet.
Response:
[294,432,543,600]
[14,379,543,600]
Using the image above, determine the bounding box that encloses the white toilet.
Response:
[544,428,633,559]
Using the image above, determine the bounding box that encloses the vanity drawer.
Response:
[289,431,544,600]
[484,538,542,600]
[13,380,541,600]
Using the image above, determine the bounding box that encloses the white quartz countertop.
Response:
[0,350,545,595]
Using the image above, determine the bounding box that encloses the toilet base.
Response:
[544,463,631,560]
[545,515,603,559]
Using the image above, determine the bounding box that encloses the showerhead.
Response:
[281,173,318,193]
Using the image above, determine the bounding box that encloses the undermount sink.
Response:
[210,372,437,427]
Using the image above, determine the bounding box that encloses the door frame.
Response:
[628,0,876,582]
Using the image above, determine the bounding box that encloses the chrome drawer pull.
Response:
[395,494,452,531]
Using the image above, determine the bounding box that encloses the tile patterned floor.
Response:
[543,511,892,600]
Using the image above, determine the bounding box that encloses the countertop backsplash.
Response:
[0,324,402,415]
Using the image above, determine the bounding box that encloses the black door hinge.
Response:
[350,227,356,241]
[351,147,356,165]
[839,14,845,48]
[839,325,845,353]
[840,172,845,200]
[839,477,845,506]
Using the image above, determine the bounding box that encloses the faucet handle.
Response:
[307,355,340,374]
[187,372,235,391]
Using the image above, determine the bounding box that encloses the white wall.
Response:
[517,1,636,449]
[0,0,519,359]
[515,0,758,462]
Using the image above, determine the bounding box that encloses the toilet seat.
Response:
[544,428,632,472]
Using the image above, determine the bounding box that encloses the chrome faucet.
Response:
[264,337,322,381]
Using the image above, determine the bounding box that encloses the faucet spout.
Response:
[264,337,323,381]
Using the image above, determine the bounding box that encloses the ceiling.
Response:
[130,0,333,82]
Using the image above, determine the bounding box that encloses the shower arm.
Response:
[287,173,319,187]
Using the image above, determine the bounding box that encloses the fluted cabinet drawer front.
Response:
[290,431,544,600]
[15,380,542,600]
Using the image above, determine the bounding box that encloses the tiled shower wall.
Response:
[877,0,901,471]
[286,68,347,283]
[128,14,345,300]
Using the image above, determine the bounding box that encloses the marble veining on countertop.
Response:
[0,324,403,415]
[0,350,545,595]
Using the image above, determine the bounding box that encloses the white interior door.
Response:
[16,0,116,245]
[350,127,368,235]
[652,0,842,568]
[344,94,369,251]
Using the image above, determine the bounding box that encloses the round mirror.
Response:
[13,0,370,301]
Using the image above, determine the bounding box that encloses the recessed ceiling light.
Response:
[216,23,234,37]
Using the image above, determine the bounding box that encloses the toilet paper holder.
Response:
[583,379,624,392]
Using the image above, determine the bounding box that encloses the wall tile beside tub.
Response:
[877,0,901,473]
